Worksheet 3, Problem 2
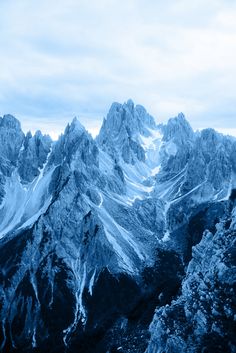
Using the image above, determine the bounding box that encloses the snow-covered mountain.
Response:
[0,101,235,353]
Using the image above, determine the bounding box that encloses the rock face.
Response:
[0,116,52,235]
[0,115,25,203]
[18,130,51,183]
[97,100,158,164]
[147,196,236,353]
[0,101,235,353]
[0,115,24,164]
[160,113,195,176]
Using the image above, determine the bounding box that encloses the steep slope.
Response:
[0,115,52,238]
[153,118,235,259]
[0,115,24,204]
[97,99,158,165]
[0,106,168,353]
[147,194,236,353]
[97,100,162,206]
[0,101,235,353]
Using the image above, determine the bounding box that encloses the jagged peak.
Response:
[34,130,43,138]
[35,130,52,144]
[167,112,190,126]
[200,127,221,140]
[70,117,86,135]
[0,114,22,130]
[197,128,225,153]
[71,116,85,132]
[163,112,194,142]
[48,115,98,168]
[64,116,87,140]
[126,98,135,110]
[107,99,135,116]
[108,101,123,114]
[177,112,185,119]
[26,131,33,139]
[98,100,157,142]
[24,130,52,144]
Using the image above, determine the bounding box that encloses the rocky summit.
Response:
[0,101,235,353]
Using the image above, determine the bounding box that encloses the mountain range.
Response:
[0,100,235,353]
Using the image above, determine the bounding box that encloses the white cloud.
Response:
[216,128,236,137]
[0,0,236,135]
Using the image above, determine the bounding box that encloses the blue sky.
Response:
[0,0,236,139]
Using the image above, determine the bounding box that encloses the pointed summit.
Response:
[64,116,86,139]
[126,98,135,110]
[98,100,157,140]
[50,116,98,168]
[71,116,86,133]
[18,129,52,183]
[0,114,24,163]
[0,114,22,130]
[97,100,158,164]
[163,112,194,142]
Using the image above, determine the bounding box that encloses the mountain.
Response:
[147,193,236,353]
[0,102,235,353]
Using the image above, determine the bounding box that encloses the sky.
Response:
[0,0,236,139]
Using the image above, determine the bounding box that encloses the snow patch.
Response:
[88,269,96,295]
[104,229,134,272]
[162,230,170,242]
[98,205,147,272]
[165,141,178,156]
[0,165,55,238]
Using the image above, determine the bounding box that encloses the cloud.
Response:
[0,0,236,136]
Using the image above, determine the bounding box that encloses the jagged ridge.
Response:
[0,101,235,353]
